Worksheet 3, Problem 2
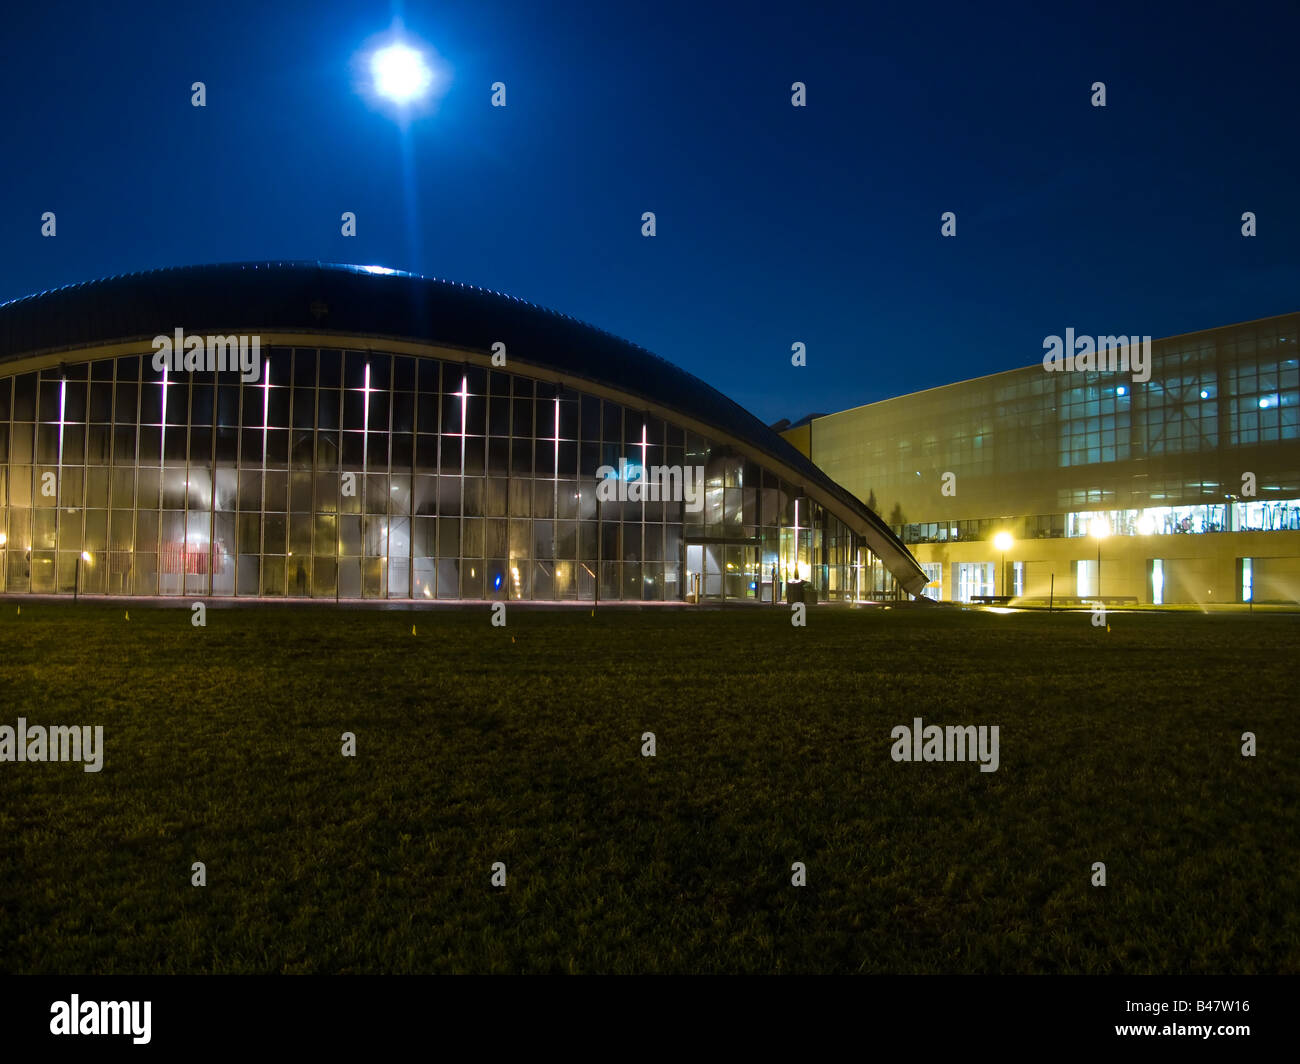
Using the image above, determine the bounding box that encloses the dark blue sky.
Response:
[3,0,1296,423]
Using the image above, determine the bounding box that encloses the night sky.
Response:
[2,0,1296,424]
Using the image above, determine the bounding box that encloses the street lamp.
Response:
[1091,517,1110,599]
[993,531,1013,597]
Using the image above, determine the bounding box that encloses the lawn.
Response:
[0,602,1296,974]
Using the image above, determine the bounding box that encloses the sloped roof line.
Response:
[0,261,927,594]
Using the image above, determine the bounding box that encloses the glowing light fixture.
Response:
[993,532,1013,597]
[1092,518,1109,599]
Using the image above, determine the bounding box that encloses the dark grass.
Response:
[0,602,1296,974]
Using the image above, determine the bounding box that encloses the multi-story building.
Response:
[782,313,1300,605]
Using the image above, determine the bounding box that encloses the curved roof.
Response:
[0,262,926,594]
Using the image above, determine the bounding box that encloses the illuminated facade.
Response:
[782,313,1300,604]
[0,262,926,602]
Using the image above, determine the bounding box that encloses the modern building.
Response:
[781,313,1300,605]
[0,262,926,603]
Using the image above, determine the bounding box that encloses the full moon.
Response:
[371,43,433,103]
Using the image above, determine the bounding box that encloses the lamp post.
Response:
[1092,518,1110,600]
[993,531,1013,598]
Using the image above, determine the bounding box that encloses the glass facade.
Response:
[0,347,873,602]
[804,315,1300,536]
[789,314,1300,605]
